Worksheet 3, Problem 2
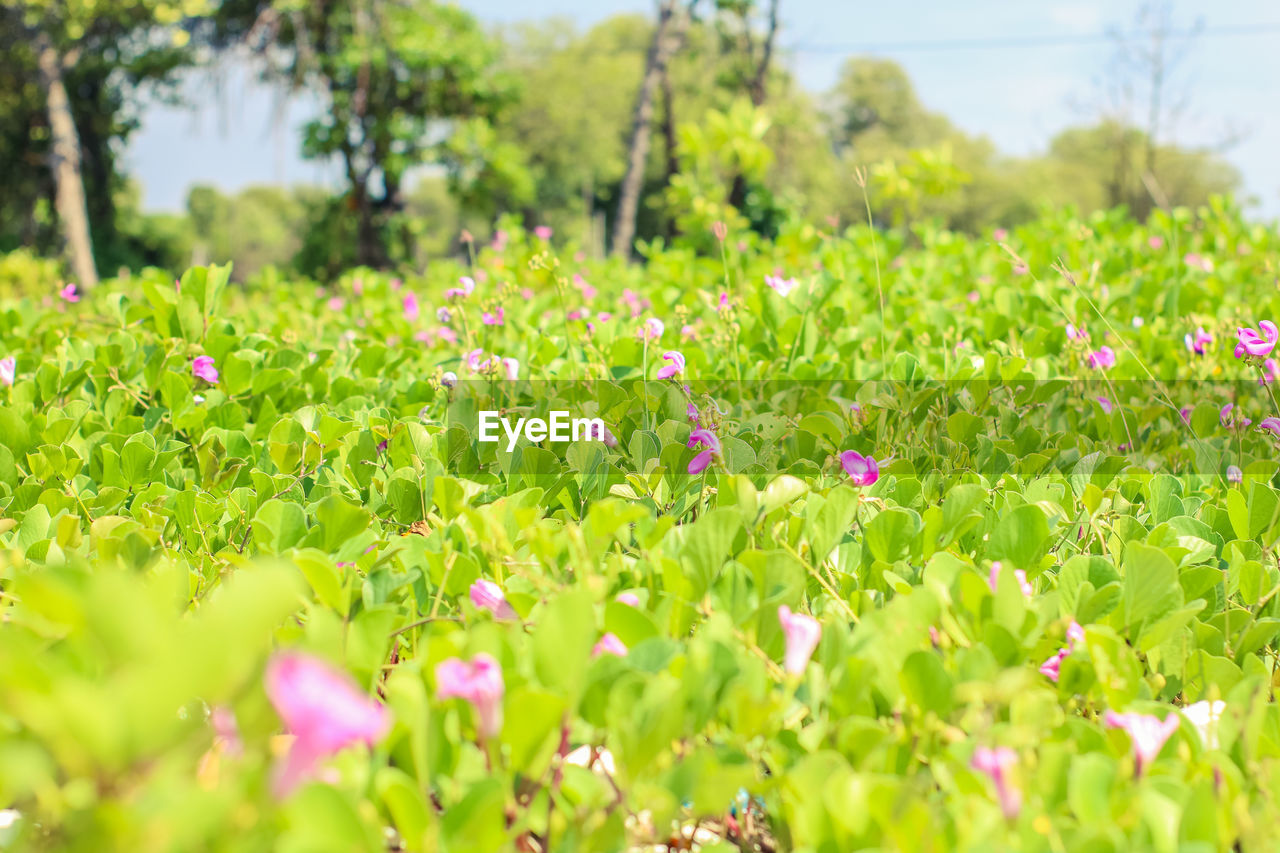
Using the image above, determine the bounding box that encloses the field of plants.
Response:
[3,200,1280,851]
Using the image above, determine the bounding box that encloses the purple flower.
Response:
[1105,711,1180,777]
[1220,403,1250,429]
[777,605,821,676]
[1087,347,1116,370]
[687,428,721,475]
[1066,324,1087,341]
[656,350,685,380]
[436,653,504,740]
[440,371,457,388]
[637,317,664,341]
[192,355,219,384]
[265,652,390,797]
[617,592,640,607]
[1096,397,1113,414]
[591,633,628,658]
[1227,464,1243,483]
[971,746,1021,819]
[586,420,618,447]
[437,307,452,323]
[1185,327,1213,355]
[445,276,476,301]
[1179,406,1192,424]
[1262,417,1280,437]
[1236,321,1278,358]
[469,579,518,620]
[840,451,879,486]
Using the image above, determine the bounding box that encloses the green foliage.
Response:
[2,201,1280,849]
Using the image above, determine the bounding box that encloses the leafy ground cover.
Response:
[2,200,1280,851]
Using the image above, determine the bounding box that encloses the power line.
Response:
[789,22,1280,55]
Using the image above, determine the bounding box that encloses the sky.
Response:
[127,0,1280,218]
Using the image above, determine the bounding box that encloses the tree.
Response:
[612,0,691,258]
[229,0,515,269]
[1,0,201,287]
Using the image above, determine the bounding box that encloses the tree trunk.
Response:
[611,0,679,259]
[34,33,98,289]
[660,62,679,240]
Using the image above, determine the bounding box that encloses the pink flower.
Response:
[1067,621,1086,646]
[1096,397,1113,414]
[592,633,628,658]
[482,307,505,326]
[327,296,345,311]
[1148,236,1164,249]
[993,228,1009,242]
[1105,711,1180,776]
[988,562,1032,597]
[502,357,519,381]
[971,746,1021,819]
[209,706,243,758]
[0,356,14,387]
[352,277,364,295]
[1184,253,1214,272]
[469,579,517,620]
[1185,327,1213,355]
[777,605,821,675]
[840,451,879,486]
[59,283,80,303]
[391,278,404,291]
[1066,324,1087,341]
[718,291,730,310]
[1261,359,1279,385]
[1087,347,1116,370]
[656,350,685,380]
[587,421,618,447]
[687,428,721,474]
[265,652,390,797]
[765,274,798,297]
[445,276,476,301]
[616,592,640,607]
[1236,321,1278,358]
[712,221,727,242]
[436,653,504,739]
[192,355,219,384]
[402,292,420,322]
[1221,403,1250,429]
[491,230,509,251]
[638,318,664,341]
[1039,648,1067,682]
[465,349,486,371]
[1261,417,1280,438]
[534,225,553,240]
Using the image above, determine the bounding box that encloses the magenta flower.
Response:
[1066,324,1086,341]
[1236,321,1278,358]
[59,283,80,303]
[482,307,504,326]
[1179,406,1192,424]
[1096,396,1113,414]
[765,274,798,297]
[1185,327,1213,355]
[656,350,685,380]
[1067,620,1086,646]
[971,746,1021,819]
[1105,711,1180,776]
[1261,417,1280,437]
[1227,464,1243,483]
[465,348,486,371]
[0,356,14,387]
[687,428,721,475]
[587,421,618,447]
[840,451,879,486]
[718,291,730,310]
[469,579,517,621]
[989,562,1032,598]
[502,357,519,381]
[777,605,821,676]
[192,355,219,384]
[616,592,640,607]
[402,292,420,322]
[1087,347,1116,370]
[1221,403,1251,429]
[591,633,628,658]
[1039,648,1067,682]
[436,653,504,739]
[265,652,390,797]
[534,225,553,240]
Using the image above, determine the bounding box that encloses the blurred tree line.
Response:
[0,0,1244,283]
